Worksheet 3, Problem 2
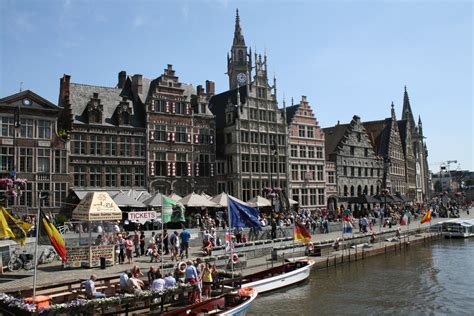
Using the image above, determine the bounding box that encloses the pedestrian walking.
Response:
[140,231,145,256]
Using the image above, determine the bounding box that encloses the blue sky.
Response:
[1,0,472,171]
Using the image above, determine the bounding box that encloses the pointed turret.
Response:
[402,86,416,131]
[391,102,396,120]
[233,9,245,46]
[418,115,423,136]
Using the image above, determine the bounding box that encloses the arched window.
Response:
[357,185,362,196]
[350,186,355,197]
[370,185,374,196]
[238,50,244,64]
[363,185,368,195]
[343,185,348,197]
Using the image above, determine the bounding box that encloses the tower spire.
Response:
[233,8,245,46]
[391,101,396,120]
[402,85,415,129]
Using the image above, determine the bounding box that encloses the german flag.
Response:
[39,210,67,262]
[420,210,431,224]
[294,222,312,243]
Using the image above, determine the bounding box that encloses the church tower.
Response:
[227,9,251,89]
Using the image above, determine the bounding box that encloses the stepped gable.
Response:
[322,123,350,160]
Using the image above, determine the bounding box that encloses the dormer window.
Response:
[86,94,103,124]
[116,97,132,126]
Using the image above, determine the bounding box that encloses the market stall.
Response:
[65,192,122,268]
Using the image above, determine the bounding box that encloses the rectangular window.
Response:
[155,100,166,112]
[198,128,211,144]
[343,166,347,176]
[227,156,233,174]
[260,155,268,173]
[350,146,355,156]
[290,145,298,157]
[300,165,307,181]
[176,126,187,143]
[37,120,51,139]
[310,188,317,205]
[307,126,314,138]
[37,148,50,172]
[89,135,101,155]
[74,166,86,187]
[134,166,145,187]
[199,154,210,177]
[73,134,86,155]
[291,164,299,181]
[309,165,316,181]
[318,188,325,205]
[37,183,51,207]
[120,167,132,187]
[18,182,32,206]
[242,154,250,173]
[301,188,309,206]
[259,110,266,121]
[308,146,315,158]
[241,131,249,143]
[279,156,286,174]
[176,153,187,176]
[242,180,251,202]
[316,146,323,159]
[155,125,167,141]
[155,152,166,176]
[328,171,335,184]
[317,165,324,181]
[364,148,369,157]
[54,183,67,208]
[351,167,355,176]
[292,188,299,204]
[120,137,131,156]
[89,166,102,187]
[260,134,267,144]
[299,146,306,158]
[0,147,13,172]
[134,138,145,157]
[54,150,67,173]
[20,119,33,138]
[19,148,33,172]
[105,166,117,187]
[250,132,258,144]
[251,155,259,173]
[104,136,117,156]
[298,125,305,137]
[217,182,226,193]
[0,117,14,137]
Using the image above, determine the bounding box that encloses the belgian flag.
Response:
[294,222,312,244]
[0,207,32,246]
[39,210,67,262]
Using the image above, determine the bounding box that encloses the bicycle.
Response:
[8,250,34,271]
[38,247,58,264]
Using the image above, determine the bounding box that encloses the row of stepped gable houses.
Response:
[0,11,430,217]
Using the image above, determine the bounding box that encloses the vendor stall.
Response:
[65,192,122,268]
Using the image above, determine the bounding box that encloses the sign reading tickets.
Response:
[72,192,122,221]
[128,211,158,224]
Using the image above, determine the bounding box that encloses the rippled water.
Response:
[249,239,474,316]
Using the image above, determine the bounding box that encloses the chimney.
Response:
[132,74,143,95]
[301,95,307,102]
[197,85,203,96]
[60,74,71,100]
[118,71,126,89]
[205,80,215,96]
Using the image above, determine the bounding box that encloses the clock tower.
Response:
[227,9,251,90]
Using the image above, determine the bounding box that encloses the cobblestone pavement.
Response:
[0,209,472,293]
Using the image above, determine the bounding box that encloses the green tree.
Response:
[434,180,442,193]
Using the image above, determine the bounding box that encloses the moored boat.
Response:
[240,258,315,294]
[162,287,258,316]
[439,219,474,238]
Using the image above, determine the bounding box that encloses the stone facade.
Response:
[0,90,69,214]
[323,115,384,208]
[209,11,289,203]
[286,96,326,211]
[58,74,147,197]
[144,65,216,196]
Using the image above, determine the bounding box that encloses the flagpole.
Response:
[32,191,43,304]
[227,197,234,277]
[161,194,164,275]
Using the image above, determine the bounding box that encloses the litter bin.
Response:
[100,257,106,269]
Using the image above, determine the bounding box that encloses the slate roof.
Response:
[69,83,145,128]
[322,124,350,161]
[363,119,391,157]
[397,120,408,156]
[208,85,247,129]
[285,104,299,125]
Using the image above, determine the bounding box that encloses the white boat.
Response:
[240,258,315,294]
[439,219,474,238]
[163,287,258,316]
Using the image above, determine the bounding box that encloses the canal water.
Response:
[248,239,474,315]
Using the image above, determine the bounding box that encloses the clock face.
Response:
[237,72,247,84]
[22,98,31,106]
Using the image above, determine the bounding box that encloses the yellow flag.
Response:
[0,207,32,246]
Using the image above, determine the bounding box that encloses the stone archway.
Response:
[150,180,171,195]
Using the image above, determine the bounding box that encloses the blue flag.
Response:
[228,197,262,230]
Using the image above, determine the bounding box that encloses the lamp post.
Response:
[32,191,49,303]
